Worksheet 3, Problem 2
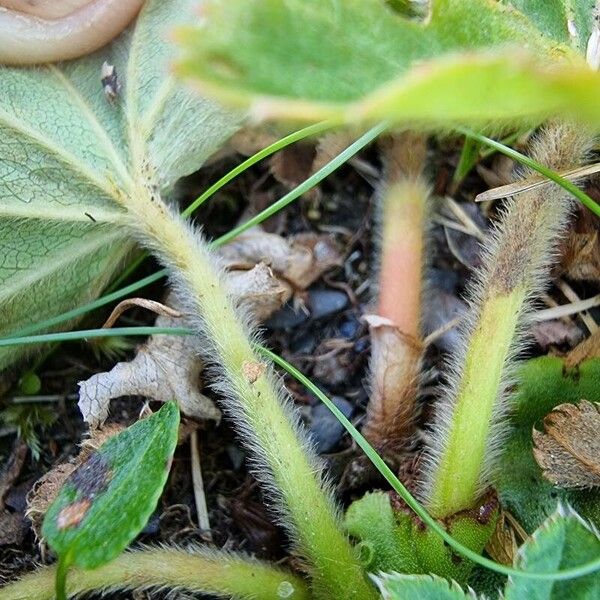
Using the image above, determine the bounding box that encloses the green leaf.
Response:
[505,506,600,599]
[175,0,600,127]
[374,573,475,600]
[0,0,239,370]
[501,1,596,52]
[42,402,179,569]
[344,491,497,585]
[495,357,600,532]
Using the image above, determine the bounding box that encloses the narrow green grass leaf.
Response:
[0,327,193,348]
[42,402,180,572]
[257,347,600,582]
[459,128,600,217]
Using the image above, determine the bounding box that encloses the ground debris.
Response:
[78,299,219,427]
[533,400,600,489]
[219,230,342,290]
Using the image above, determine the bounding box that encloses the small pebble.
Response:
[339,317,360,339]
[308,289,348,320]
[266,304,309,330]
[308,396,354,454]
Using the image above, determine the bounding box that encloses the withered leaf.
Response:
[485,509,528,566]
[78,262,290,426]
[533,400,600,489]
[565,328,600,369]
[78,305,219,427]
[219,231,342,290]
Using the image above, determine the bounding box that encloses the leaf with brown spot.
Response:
[533,400,600,489]
[42,402,179,570]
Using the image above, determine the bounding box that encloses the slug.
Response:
[0,0,145,65]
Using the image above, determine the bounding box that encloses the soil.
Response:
[0,135,596,598]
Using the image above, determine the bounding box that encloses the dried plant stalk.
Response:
[362,134,427,456]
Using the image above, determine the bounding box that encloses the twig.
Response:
[475,162,600,203]
[557,280,598,334]
[533,294,600,322]
[102,298,183,329]
[190,430,212,540]
[424,316,463,347]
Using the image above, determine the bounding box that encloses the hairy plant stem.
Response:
[363,133,427,455]
[0,548,310,600]
[424,122,594,518]
[113,175,376,599]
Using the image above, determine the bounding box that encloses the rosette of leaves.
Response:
[374,506,600,599]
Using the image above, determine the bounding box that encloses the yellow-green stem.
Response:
[0,549,310,600]
[425,122,593,519]
[118,181,375,599]
[428,290,524,515]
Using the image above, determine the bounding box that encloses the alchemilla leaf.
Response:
[41,402,180,569]
[175,0,600,127]
[374,573,475,600]
[0,0,239,370]
[505,506,600,599]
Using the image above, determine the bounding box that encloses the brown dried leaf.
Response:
[228,126,280,156]
[312,132,356,174]
[269,143,315,188]
[565,328,600,369]
[219,231,342,289]
[226,262,291,321]
[78,304,219,427]
[485,509,528,566]
[558,203,600,281]
[533,400,600,489]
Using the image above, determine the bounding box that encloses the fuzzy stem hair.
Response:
[108,169,376,600]
[422,122,594,518]
[0,547,310,600]
[362,133,428,456]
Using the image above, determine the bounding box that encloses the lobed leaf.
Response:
[505,506,600,599]
[374,573,475,599]
[0,0,239,370]
[175,0,600,127]
[41,402,180,569]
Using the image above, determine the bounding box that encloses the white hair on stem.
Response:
[420,122,595,517]
[109,167,376,599]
